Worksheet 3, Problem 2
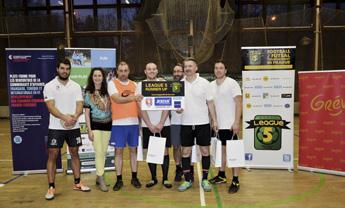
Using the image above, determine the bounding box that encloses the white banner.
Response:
[242,70,295,169]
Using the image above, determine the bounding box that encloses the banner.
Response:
[141,81,184,110]
[241,46,296,70]
[242,70,295,169]
[64,48,116,174]
[298,70,345,176]
[6,48,62,174]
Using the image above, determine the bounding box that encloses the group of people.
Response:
[43,58,242,200]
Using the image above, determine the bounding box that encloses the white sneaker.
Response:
[45,187,55,200]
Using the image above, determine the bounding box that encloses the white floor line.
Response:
[196,162,206,207]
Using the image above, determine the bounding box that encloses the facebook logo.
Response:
[245,153,253,161]
[283,154,291,162]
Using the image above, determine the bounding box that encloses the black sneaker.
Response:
[145,179,158,188]
[113,180,123,191]
[162,180,172,189]
[228,181,240,194]
[209,175,227,184]
[174,168,183,182]
[131,178,142,189]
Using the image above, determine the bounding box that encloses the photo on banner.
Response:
[65,48,116,174]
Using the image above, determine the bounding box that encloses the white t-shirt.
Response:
[170,111,182,125]
[107,79,139,125]
[136,80,170,127]
[181,74,213,125]
[43,77,83,130]
[211,77,242,129]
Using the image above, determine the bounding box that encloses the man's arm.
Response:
[207,100,218,132]
[74,101,84,119]
[231,95,242,134]
[110,93,142,104]
[45,100,73,123]
[156,110,169,132]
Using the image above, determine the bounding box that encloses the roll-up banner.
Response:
[6,48,62,174]
[64,48,116,174]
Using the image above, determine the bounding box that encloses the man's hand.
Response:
[212,120,218,133]
[155,123,164,133]
[147,123,157,134]
[231,121,240,135]
[176,109,184,114]
[63,114,76,126]
[133,95,143,102]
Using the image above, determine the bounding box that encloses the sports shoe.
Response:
[178,181,192,192]
[113,180,123,191]
[131,178,142,188]
[228,181,240,194]
[96,176,108,192]
[201,179,212,192]
[45,187,55,200]
[209,175,227,184]
[162,180,172,189]
[73,183,91,192]
[145,179,158,188]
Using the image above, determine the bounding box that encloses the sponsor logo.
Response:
[246,115,290,151]
[13,135,22,144]
[246,103,252,109]
[174,101,181,108]
[263,92,269,99]
[99,56,109,61]
[254,85,263,89]
[8,54,32,62]
[245,153,253,161]
[273,85,282,89]
[263,76,269,81]
[154,97,172,107]
[283,154,291,162]
[145,98,153,107]
[284,103,290,108]
[281,93,292,98]
[264,104,272,108]
[172,82,182,93]
[245,93,250,99]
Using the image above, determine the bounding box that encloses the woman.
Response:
[84,68,112,192]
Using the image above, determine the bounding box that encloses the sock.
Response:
[202,156,210,180]
[117,175,122,181]
[218,170,226,178]
[132,172,137,179]
[74,178,80,184]
[161,155,170,181]
[48,183,55,188]
[233,176,239,183]
[148,163,157,180]
[190,165,194,175]
[182,157,191,182]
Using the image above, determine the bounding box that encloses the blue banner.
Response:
[6,49,62,174]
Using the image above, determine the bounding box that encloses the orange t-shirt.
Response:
[111,79,139,121]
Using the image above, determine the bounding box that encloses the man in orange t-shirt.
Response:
[108,61,143,191]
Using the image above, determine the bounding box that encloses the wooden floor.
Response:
[0,117,344,208]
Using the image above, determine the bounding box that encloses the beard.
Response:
[58,73,69,80]
[173,75,183,81]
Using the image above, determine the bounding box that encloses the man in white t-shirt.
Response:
[136,63,172,189]
[170,63,184,182]
[209,60,242,194]
[108,61,143,191]
[177,58,218,192]
[43,59,90,200]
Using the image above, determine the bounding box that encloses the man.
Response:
[178,58,218,192]
[136,62,172,189]
[43,59,90,200]
[209,60,242,194]
[108,61,143,191]
[170,63,184,182]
